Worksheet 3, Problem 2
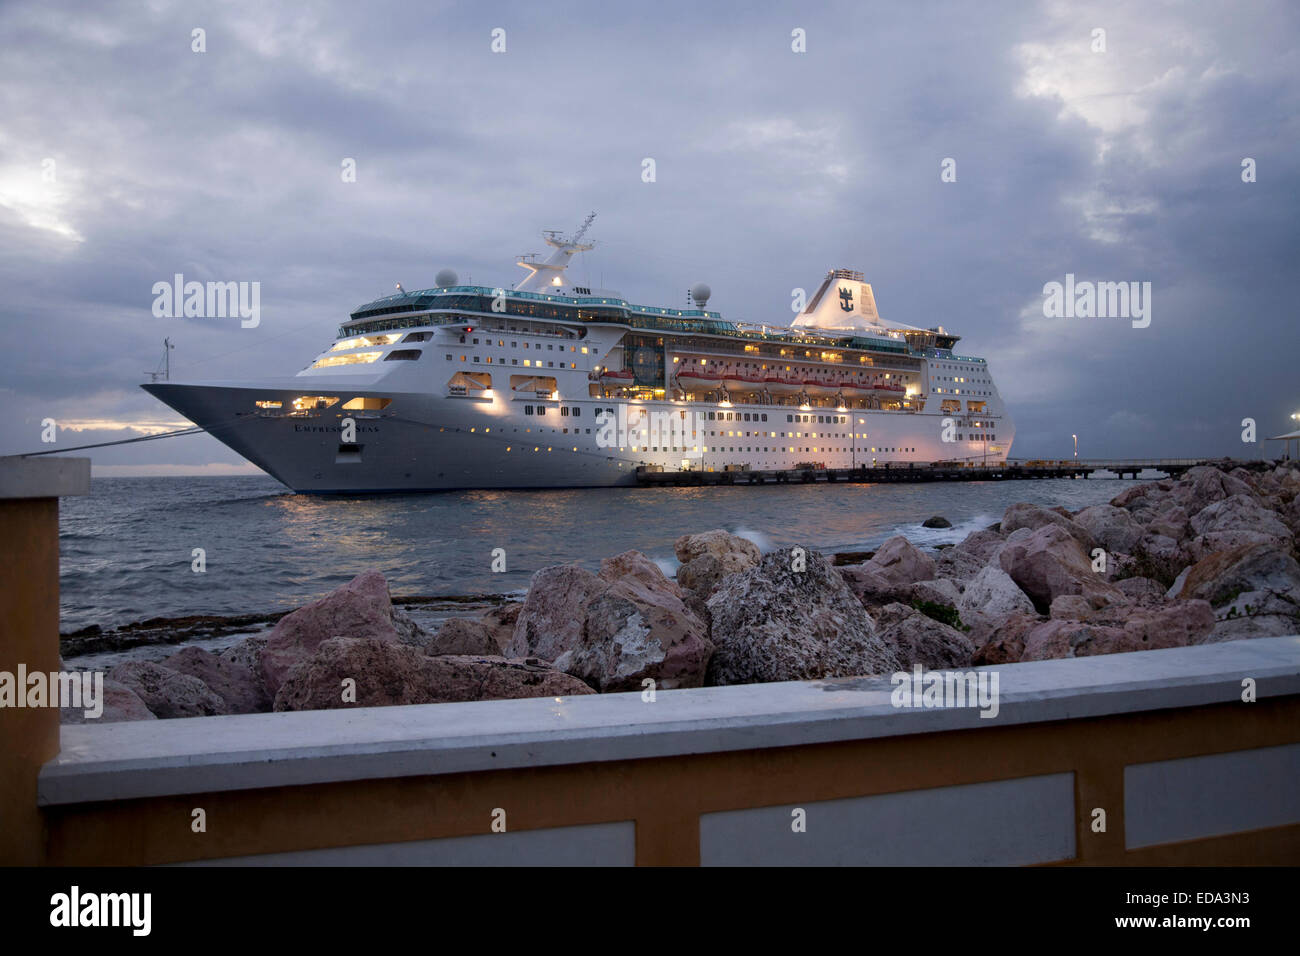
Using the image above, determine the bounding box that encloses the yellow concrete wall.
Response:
[0,499,61,865]
[40,696,1300,866]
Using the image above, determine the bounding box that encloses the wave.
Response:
[882,513,998,550]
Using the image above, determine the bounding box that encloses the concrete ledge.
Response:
[0,456,90,499]
[39,637,1300,807]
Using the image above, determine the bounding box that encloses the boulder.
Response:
[1115,576,1170,604]
[391,607,431,647]
[922,515,952,529]
[1019,620,1128,661]
[971,613,1042,665]
[426,618,502,656]
[1111,481,1163,511]
[1184,494,1293,561]
[1072,504,1143,554]
[1021,601,1214,660]
[162,645,270,714]
[997,524,1123,613]
[1049,595,1095,620]
[1172,466,1256,512]
[1172,542,1300,606]
[507,551,713,691]
[1128,532,1189,586]
[1197,590,1300,643]
[673,530,761,595]
[1001,502,1095,550]
[934,528,1006,583]
[957,565,1035,619]
[877,613,974,669]
[61,677,157,724]
[259,571,405,695]
[872,602,923,631]
[864,535,935,586]
[674,529,762,565]
[903,577,963,608]
[506,565,604,662]
[273,638,595,711]
[838,564,906,606]
[109,660,228,719]
[221,635,267,675]
[706,547,901,685]
[1282,495,1300,539]
[1144,504,1191,542]
[480,603,521,642]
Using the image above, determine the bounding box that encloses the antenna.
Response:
[147,337,175,383]
[572,211,596,244]
[544,211,598,248]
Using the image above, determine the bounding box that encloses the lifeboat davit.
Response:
[676,371,723,390]
[870,382,907,400]
[764,377,802,396]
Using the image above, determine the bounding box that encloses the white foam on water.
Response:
[878,513,999,551]
[732,527,773,552]
[652,556,679,579]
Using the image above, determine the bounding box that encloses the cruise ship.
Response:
[144,217,1014,492]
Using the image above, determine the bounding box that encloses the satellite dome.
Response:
[435,268,458,288]
[690,282,711,308]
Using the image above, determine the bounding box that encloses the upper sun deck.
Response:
[340,285,959,359]
[349,285,727,326]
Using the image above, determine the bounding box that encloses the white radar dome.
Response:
[435,269,458,288]
[691,283,711,308]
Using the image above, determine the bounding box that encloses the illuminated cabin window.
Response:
[342,397,392,411]
[330,334,401,352]
[312,351,382,368]
[290,396,340,412]
[254,400,282,409]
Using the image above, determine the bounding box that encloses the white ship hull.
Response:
[145,382,1012,492]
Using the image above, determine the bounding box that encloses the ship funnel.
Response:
[791,269,886,331]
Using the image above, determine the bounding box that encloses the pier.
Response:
[635,457,1261,486]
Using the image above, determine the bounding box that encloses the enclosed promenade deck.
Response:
[636,457,1262,486]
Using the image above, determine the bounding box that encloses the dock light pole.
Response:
[1073,434,1078,460]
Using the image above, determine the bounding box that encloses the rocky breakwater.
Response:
[76,461,1300,722]
[76,570,593,722]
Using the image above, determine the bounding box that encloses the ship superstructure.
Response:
[144,218,1014,491]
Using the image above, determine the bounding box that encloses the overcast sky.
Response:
[2,0,1296,475]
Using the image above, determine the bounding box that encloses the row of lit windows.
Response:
[465,335,589,355]
[789,414,848,424]
[448,354,578,368]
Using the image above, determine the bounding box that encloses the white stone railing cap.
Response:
[0,456,90,499]
[40,636,1300,806]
